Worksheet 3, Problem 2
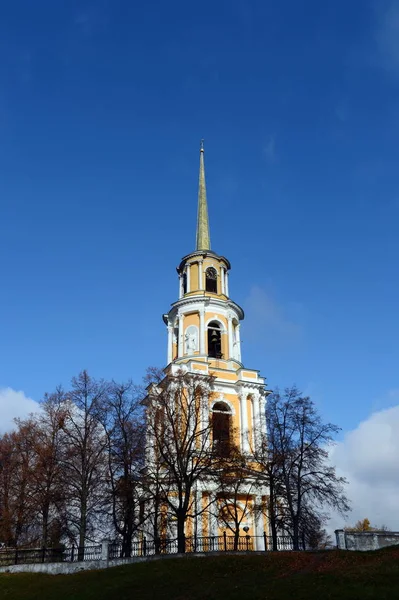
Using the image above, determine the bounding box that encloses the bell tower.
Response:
[162,143,268,501]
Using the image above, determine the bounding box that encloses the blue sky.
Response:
[1,0,399,446]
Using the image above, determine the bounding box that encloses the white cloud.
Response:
[374,1,399,74]
[244,286,302,348]
[330,392,399,532]
[0,388,40,433]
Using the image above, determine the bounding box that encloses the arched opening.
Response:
[207,321,222,358]
[205,267,217,293]
[182,272,187,294]
[212,401,231,455]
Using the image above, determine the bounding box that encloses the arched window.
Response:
[212,401,231,455]
[207,321,222,358]
[205,267,217,293]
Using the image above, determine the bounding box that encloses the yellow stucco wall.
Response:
[242,371,257,379]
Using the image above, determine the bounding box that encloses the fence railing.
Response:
[0,534,297,567]
[0,544,102,567]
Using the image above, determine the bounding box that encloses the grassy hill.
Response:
[1,547,399,600]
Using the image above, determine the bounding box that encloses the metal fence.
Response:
[0,544,102,567]
[0,534,296,567]
[108,533,295,558]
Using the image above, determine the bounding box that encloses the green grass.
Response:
[1,547,399,600]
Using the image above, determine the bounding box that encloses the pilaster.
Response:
[198,260,203,290]
[239,391,250,454]
[199,308,205,354]
[178,313,184,357]
[186,263,191,293]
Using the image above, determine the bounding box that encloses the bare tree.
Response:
[266,388,350,550]
[297,503,332,549]
[144,368,216,553]
[250,425,287,551]
[60,371,109,554]
[213,445,259,550]
[99,380,147,557]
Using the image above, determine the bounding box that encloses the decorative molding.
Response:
[169,296,244,321]
[204,316,227,333]
[210,396,236,416]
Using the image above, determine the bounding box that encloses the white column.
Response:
[225,271,229,297]
[259,395,267,437]
[235,324,241,361]
[227,314,233,359]
[255,494,264,550]
[167,324,173,364]
[240,391,250,454]
[252,393,260,452]
[209,493,218,538]
[202,391,210,449]
[178,313,184,357]
[101,539,110,562]
[199,309,205,354]
[220,267,225,295]
[186,264,191,293]
[198,260,203,290]
[196,490,203,538]
[179,275,183,299]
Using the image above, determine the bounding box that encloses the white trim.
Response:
[199,309,205,354]
[205,317,227,333]
[251,393,260,452]
[235,323,241,362]
[186,263,191,293]
[179,274,183,299]
[167,325,173,364]
[196,490,203,538]
[210,396,236,416]
[255,494,265,548]
[227,314,233,359]
[198,260,203,290]
[184,324,199,355]
[240,391,250,453]
[178,313,184,357]
[168,296,244,321]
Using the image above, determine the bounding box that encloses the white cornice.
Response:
[167,295,244,321]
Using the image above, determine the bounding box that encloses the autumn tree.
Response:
[0,432,25,546]
[144,368,216,553]
[16,389,69,547]
[345,518,389,532]
[0,425,38,546]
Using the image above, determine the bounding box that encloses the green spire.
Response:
[196,140,211,251]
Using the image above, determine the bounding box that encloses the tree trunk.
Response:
[122,525,133,558]
[234,529,240,551]
[78,498,87,561]
[292,517,300,551]
[177,516,186,553]
[42,504,49,548]
[268,480,278,551]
